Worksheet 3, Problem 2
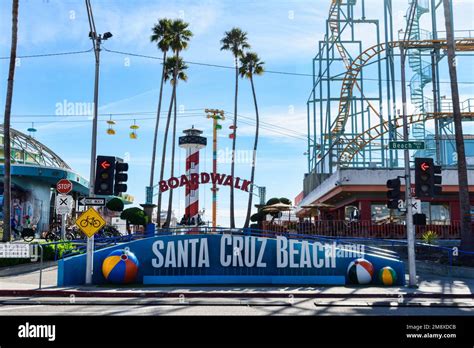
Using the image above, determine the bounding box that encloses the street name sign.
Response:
[79,197,106,206]
[389,141,425,150]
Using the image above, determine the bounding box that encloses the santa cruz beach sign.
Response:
[58,234,405,286]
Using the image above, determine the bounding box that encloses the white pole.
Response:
[60,213,66,240]
[85,35,101,285]
[400,46,417,287]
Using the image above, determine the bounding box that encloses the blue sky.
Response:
[1,0,473,226]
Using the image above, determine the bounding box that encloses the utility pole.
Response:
[2,0,19,242]
[400,46,417,287]
[205,109,224,229]
[85,0,112,284]
[443,0,473,250]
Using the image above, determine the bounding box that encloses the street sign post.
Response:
[389,141,425,150]
[56,179,73,194]
[78,197,106,207]
[75,207,106,238]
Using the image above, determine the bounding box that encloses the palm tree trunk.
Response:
[2,0,19,242]
[165,88,178,226]
[156,72,177,227]
[244,75,259,229]
[230,57,238,228]
[149,51,167,207]
[443,0,473,250]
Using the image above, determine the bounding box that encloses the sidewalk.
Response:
[0,263,473,298]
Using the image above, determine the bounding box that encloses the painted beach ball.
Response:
[347,258,374,285]
[102,249,139,284]
[379,266,397,286]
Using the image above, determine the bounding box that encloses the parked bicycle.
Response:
[13,226,36,242]
[44,223,76,242]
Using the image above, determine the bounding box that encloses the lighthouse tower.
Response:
[179,127,207,224]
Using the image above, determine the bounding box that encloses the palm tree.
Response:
[148,18,172,221]
[156,19,192,227]
[239,52,265,229]
[2,0,19,242]
[162,57,188,227]
[220,28,250,228]
[442,0,474,250]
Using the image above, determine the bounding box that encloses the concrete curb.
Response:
[0,289,472,299]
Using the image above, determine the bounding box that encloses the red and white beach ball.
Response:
[346,258,374,285]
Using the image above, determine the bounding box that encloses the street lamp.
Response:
[85,30,112,285]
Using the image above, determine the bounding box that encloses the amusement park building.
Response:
[296,167,474,227]
[293,0,474,238]
[0,126,89,233]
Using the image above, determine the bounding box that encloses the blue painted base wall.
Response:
[143,275,345,285]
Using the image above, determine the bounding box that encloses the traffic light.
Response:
[114,160,129,196]
[386,178,401,209]
[94,156,116,195]
[415,158,442,198]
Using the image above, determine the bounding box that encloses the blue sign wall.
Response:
[58,234,405,286]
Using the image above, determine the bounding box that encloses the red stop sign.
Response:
[56,179,73,194]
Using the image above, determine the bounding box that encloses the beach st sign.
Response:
[159,172,251,193]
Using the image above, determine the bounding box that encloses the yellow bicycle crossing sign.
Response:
[75,207,106,238]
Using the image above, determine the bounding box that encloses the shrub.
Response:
[265,198,280,206]
[0,258,31,268]
[41,242,78,261]
[106,198,124,212]
[421,230,439,245]
[120,207,148,226]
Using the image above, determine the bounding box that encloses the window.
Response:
[430,204,450,225]
[371,203,404,224]
[345,205,359,222]
[371,204,389,223]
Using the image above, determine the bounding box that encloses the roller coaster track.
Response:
[330,37,474,138]
[328,0,380,118]
[339,112,474,164]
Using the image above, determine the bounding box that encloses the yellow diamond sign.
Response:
[75,207,106,238]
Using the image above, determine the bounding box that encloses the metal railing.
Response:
[261,220,462,239]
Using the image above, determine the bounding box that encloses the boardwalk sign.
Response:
[159,172,251,193]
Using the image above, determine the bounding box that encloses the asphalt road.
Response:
[0,297,472,315]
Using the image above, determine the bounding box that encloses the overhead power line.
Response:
[1,47,473,84]
[0,49,93,59]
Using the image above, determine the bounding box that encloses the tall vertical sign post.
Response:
[400,45,417,287]
[205,109,225,228]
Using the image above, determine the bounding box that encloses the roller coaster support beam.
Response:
[400,45,417,288]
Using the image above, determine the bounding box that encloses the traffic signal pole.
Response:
[400,46,417,287]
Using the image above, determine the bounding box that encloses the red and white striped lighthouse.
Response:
[179,127,207,224]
